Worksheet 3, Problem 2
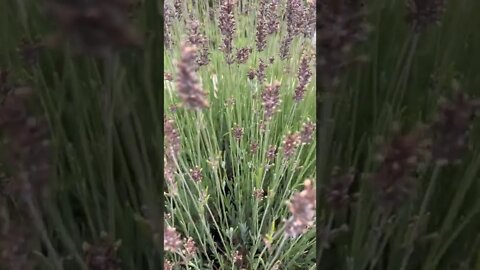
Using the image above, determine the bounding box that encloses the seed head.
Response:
[176,44,209,110]
[261,81,281,120]
[285,179,316,237]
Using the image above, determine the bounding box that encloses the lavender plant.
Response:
[164,0,316,268]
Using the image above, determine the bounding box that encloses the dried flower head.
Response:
[236,47,252,64]
[189,166,203,182]
[299,121,316,144]
[430,85,479,165]
[318,0,370,90]
[406,0,446,32]
[82,232,122,270]
[285,179,316,237]
[219,0,236,64]
[164,226,183,252]
[282,132,300,159]
[45,0,141,57]
[261,81,281,120]
[294,52,313,102]
[176,44,209,110]
[232,125,244,140]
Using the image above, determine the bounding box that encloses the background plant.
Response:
[317,0,480,270]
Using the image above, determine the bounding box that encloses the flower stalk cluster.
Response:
[219,0,236,64]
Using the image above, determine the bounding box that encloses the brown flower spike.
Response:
[219,0,236,64]
[294,52,313,102]
[261,81,281,120]
[176,44,209,110]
